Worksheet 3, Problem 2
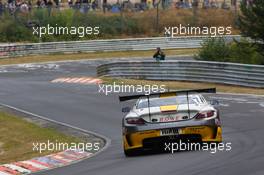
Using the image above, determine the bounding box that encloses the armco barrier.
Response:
[97,60,264,88]
[0,35,240,58]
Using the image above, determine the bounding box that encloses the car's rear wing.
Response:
[119,88,216,102]
[119,88,216,119]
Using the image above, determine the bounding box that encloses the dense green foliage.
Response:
[197,0,264,65]
[0,9,142,42]
[0,8,237,42]
[196,38,264,65]
[238,0,264,55]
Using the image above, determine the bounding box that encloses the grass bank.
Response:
[0,48,197,65]
[0,110,80,164]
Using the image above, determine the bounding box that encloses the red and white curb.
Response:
[0,150,93,175]
[51,77,102,85]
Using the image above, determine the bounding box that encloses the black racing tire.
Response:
[124,148,142,157]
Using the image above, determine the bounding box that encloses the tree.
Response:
[238,0,264,55]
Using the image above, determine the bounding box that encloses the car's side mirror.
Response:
[209,100,219,106]
[122,107,131,113]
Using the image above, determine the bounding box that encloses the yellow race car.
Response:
[120,88,222,156]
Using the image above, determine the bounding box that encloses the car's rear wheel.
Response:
[124,148,141,157]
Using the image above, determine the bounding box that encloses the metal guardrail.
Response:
[0,35,240,58]
[97,60,264,88]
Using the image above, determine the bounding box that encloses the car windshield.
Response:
[137,95,199,109]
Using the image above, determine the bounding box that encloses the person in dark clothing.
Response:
[46,0,53,9]
[47,0,53,7]
[47,0,53,15]
[28,0,32,11]
[74,0,81,9]
[103,0,107,13]
[43,0,47,5]
[36,0,41,8]
[68,0,73,8]
[0,0,4,16]
[91,0,97,10]
[54,0,59,8]
[153,47,165,61]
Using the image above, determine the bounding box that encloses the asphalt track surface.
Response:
[0,58,264,175]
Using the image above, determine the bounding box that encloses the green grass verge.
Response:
[0,48,197,65]
[0,110,81,164]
